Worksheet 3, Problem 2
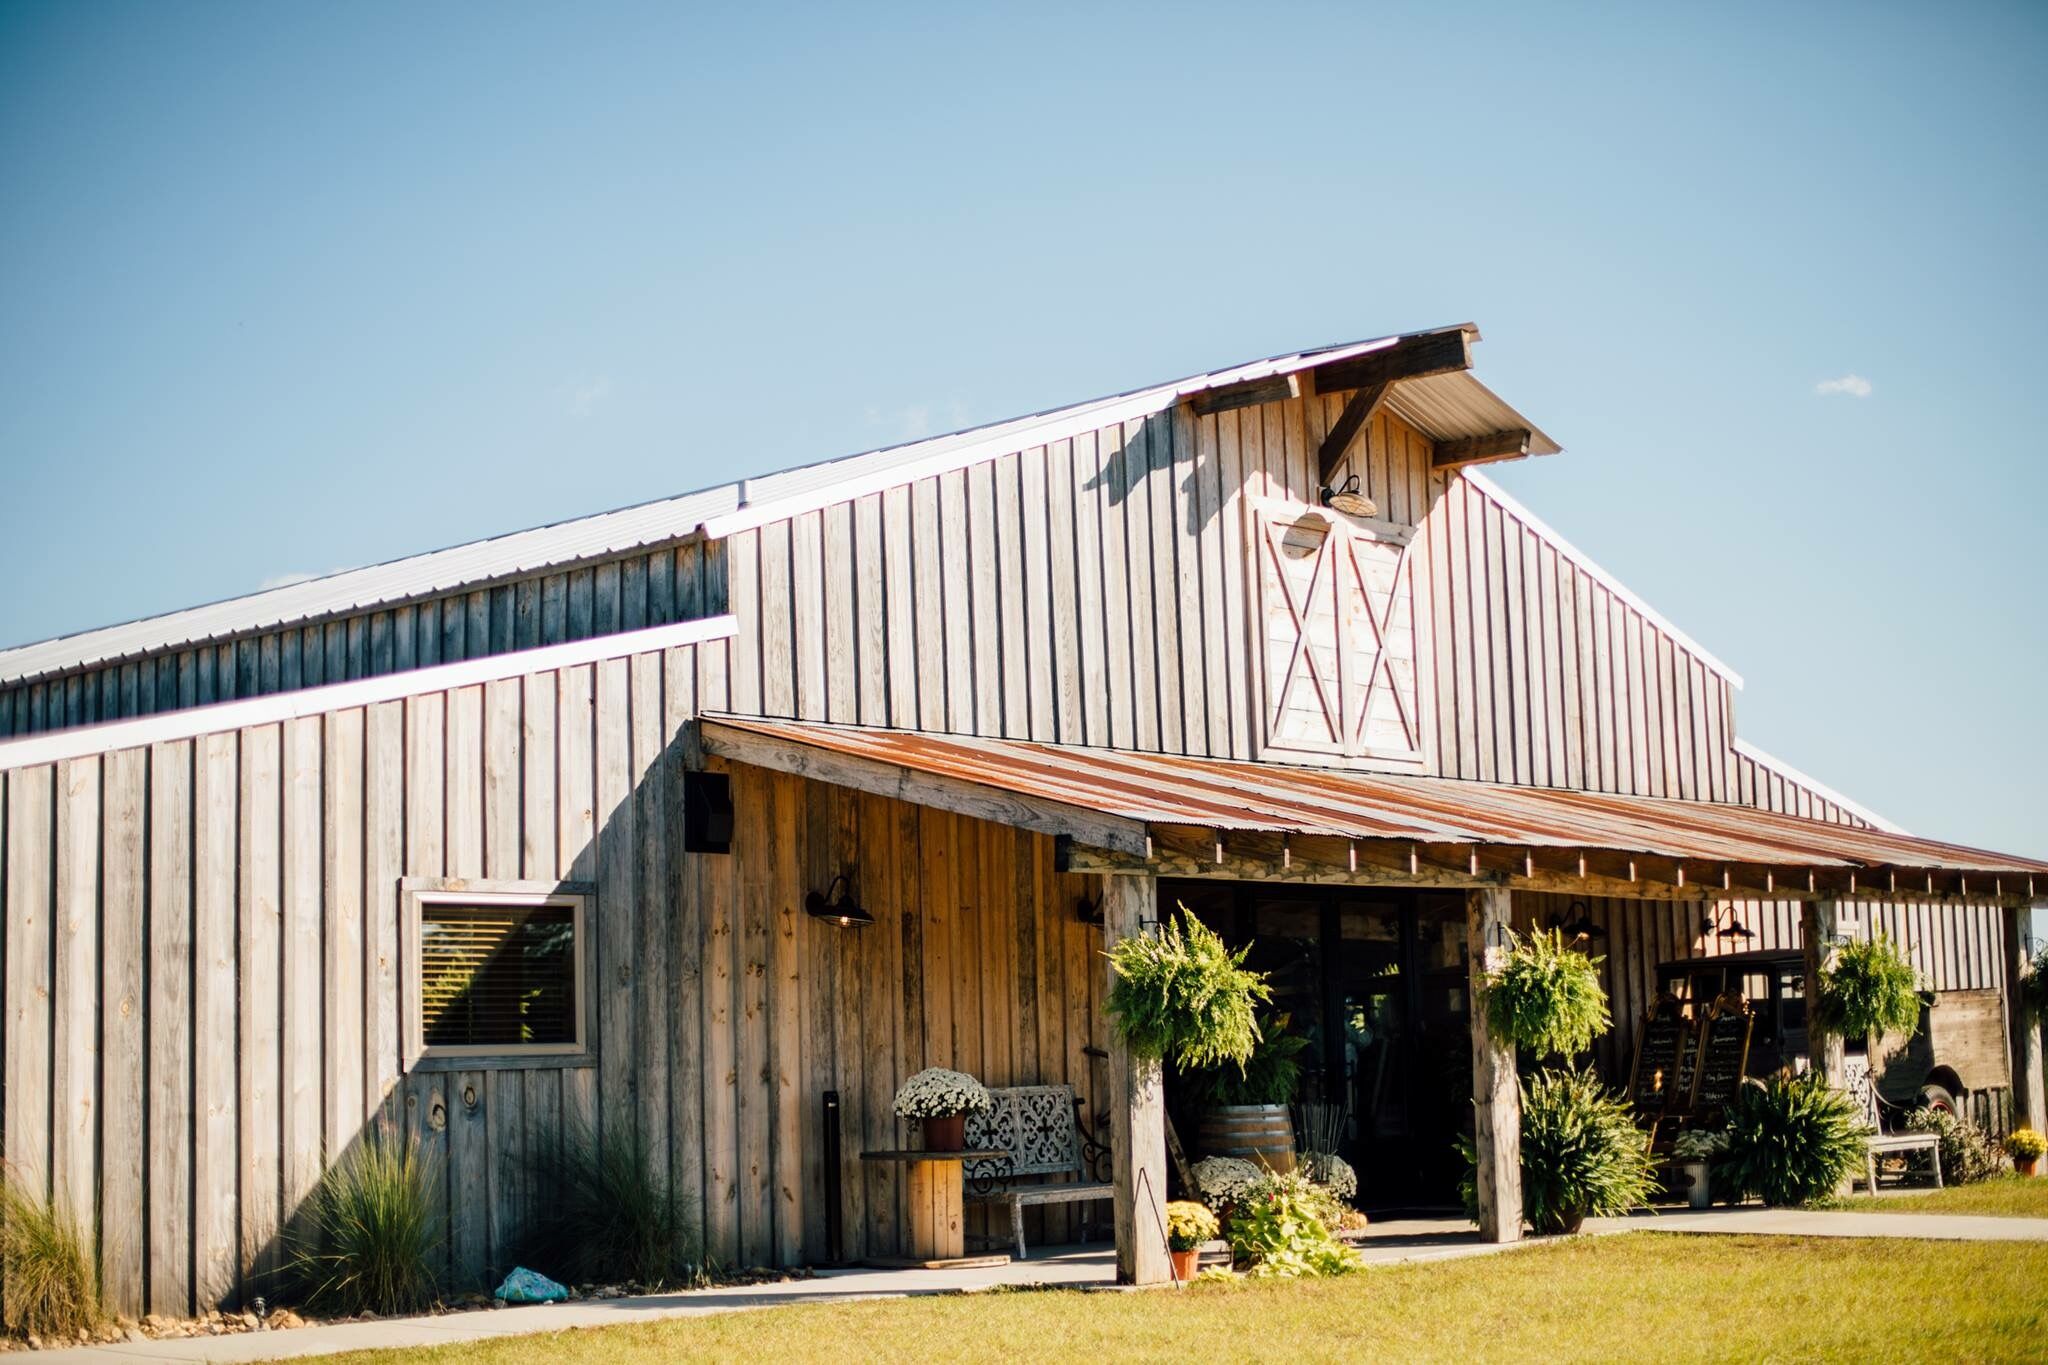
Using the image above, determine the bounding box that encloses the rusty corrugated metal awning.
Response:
[698,716,2048,899]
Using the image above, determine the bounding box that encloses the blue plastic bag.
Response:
[495,1266,569,1304]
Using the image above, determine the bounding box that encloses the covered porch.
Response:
[698,713,2048,1283]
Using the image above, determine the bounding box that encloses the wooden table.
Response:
[858,1150,1010,1269]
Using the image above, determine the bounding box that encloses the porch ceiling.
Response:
[695,716,2048,906]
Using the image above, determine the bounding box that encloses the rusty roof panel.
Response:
[704,717,2048,878]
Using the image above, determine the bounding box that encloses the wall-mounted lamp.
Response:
[1547,899,1605,942]
[805,874,873,928]
[1074,895,1103,927]
[1699,905,1754,943]
[1318,473,1378,519]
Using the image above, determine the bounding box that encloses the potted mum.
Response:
[1165,1201,1218,1282]
[893,1067,990,1151]
[2006,1127,2045,1177]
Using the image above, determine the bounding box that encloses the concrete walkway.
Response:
[27,1208,2048,1363]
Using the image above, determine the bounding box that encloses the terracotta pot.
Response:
[2019,1155,2041,1177]
[922,1113,967,1151]
[1170,1248,1201,1282]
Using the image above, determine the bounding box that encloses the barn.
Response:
[1,323,2042,1306]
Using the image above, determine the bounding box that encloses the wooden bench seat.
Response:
[963,1085,1114,1260]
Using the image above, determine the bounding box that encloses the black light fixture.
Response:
[1700,905,1755,943]
[1074,895,1104,927]
[1555,899,1605,941]
[1318,473,1378,519]
[804,874,873,928]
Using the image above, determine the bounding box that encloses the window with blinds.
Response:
[419,899,581,1053]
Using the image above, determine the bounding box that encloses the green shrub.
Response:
[1456,1068,1655,1234]
[1714,1072,1865,1207]
[1817,933,1921,1044]
[0,1176,104,1342]
[1905,1107,2006,1185]
[524,1121,697,1288]
[1105,908,1269,1070]
[1165,1200,1219,1252]
[1176,1017,1307,1108]
[290,1139,442,1316]
[1224,1172,1363,1278]
[1479,928,1610,1059]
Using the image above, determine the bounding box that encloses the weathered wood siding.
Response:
[722,396,1436,764]
[0,627,1103,1314]
[0,541,725,739]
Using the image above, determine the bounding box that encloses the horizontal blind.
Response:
[421,903,576,1047]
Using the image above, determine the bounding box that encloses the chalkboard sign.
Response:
[1668,1016,1706,1114]
[1629,1015,1687,1114]
[1691,1006,1755,1113]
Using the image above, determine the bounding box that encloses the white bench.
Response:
[1846,1058,1943,1193]
[963,1085,1114,1260]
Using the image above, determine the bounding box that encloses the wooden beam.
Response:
[1310,328,1474,395]
[1316,383,1390,484]
[697,720,1152,856]
[1467,886,1520,1244]
[1056,837,1503,889]
[2005,904,2047,1133]
[1433,429,1532,470]
[1185,375,1295,418]
[1801,900,1846,1089]
[1103,874,1171,1286]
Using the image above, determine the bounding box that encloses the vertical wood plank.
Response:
[100,748,146,1313]
[192,736,239,1308]
[238,726,281,1295]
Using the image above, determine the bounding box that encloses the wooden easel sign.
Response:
[1628,1010,1689,1117]
[1687,997,1754,1115]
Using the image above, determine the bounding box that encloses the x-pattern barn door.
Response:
[1254,503,1423,765]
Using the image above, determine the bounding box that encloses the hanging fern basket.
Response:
[1477,927,1612,1059]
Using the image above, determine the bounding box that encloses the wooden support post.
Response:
[1801,899,1845,1088]
[1466,886,1520,1243]
[1103,873,1170,1285]
[2005,904,2046,1133]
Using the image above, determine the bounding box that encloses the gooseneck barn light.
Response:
[804,874,873,929]
[1318,473,1378,519]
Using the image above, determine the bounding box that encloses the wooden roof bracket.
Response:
[1316,382,1391,484]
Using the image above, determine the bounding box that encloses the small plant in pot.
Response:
[1670,1128,1729,1209]
[1179,1017,1309,1173]
[1165,1201,1219,1281]
[893,1067,991,1151]
[2006,1127,2046,1177]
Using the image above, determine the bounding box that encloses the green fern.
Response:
[1104,906,1269,1070]
[1479,928,1611,1059]
[1456,1067,1656,1234]
[1714,1071,1866,1207]
[1817,933,1921,1043]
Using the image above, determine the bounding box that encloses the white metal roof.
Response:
[0,326,1560,685]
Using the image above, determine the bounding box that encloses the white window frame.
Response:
[401,877,595,1071]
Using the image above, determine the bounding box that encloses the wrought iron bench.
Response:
[963,1085,1114,1260]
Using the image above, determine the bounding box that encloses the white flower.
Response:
[1190,1156,1264,1209]
[1301,1151,1358,1203]
[891,1067,992,1119]
[1672,1129,1729,1161]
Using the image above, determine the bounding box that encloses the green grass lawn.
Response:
[1844,1174,2048,1218]
[321,1233,2048,1365]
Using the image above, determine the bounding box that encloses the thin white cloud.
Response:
[866,398,974,442]
[565,376,613,416]
[1814,374,1873,398]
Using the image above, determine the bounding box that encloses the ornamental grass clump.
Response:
[524,1121,697,1288]
[1457,1067,1655,1234]
[290,1139,442,1316]
[1479,928,1611,1059]
[1714,1071,1865,1207]
[1105,907,1269,1071]
[1817,933,1922,1049]
[0,1175,104,1342]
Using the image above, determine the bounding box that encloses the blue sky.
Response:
[2,1,2043,857]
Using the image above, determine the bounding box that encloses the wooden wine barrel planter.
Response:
[1198,1104,1297,1173]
